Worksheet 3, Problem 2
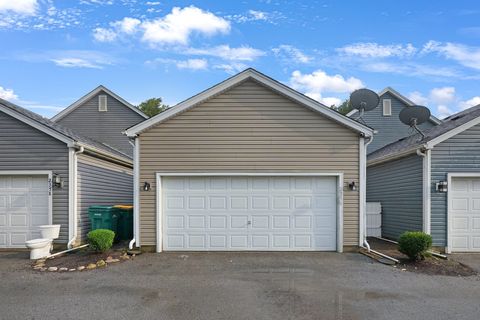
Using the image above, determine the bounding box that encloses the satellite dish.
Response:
[349,89,380,124]
[350,89,380,112]
[399,105,431,139]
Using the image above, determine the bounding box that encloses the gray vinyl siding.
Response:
[367,154,423,240]
[56,91,145,157]
[0,111,70,243]
[138,79,361,248]
[76,154,133,243]
[361,92,436,153]
[430,123,480,247]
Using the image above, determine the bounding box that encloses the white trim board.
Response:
[126,68,373,137]
[0,170,53,226]
[52,85,148,122]
[446,172,480,253]
[422,150,432,234]
[155,172,344,253]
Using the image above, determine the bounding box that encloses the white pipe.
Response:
[364,247,400,263]
[67,146,84,249]
[362,135,374,252]
[48,244,89,258]
[129,137,139,250]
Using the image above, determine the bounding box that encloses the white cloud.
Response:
[289,70,362,107]
[141,6,230,45]
[248,10,268,21]
[0,86,18,101]
[146,1,161,5]
[422,41,480,70]
[429,87,456,105]
[337,42,417,58]
[213,63,248,74]
[93,27,117,42]
[321,96,342,107]
[0,0,37,15]
[51,58,104,69]
[112,17,141,34]
[92,6,230,46]
[187,45,265,61]
[226,9,279,23]
[361,62,460,78]
[437,105,453,119]
[145,58,208,71]
[459,96,480,110]
[408,91,429,105]
[176,58,208,70]
[290,69,364,94]
[272,45,312,64]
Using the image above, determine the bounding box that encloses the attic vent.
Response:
[98,95,107,112]
[383,99,392,116]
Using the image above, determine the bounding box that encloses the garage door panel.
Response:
[450,177,480,252]
[162,176,338,251]
[0,175,49,248]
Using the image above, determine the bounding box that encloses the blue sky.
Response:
[1,0,480,118]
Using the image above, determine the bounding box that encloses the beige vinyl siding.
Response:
[138,80,360,247]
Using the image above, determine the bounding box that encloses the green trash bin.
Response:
[88,206,118,238]
[112,205,133,241]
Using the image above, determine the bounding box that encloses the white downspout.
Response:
[67,146,84,249]
[129,137,140,249]
[362,135,374,252]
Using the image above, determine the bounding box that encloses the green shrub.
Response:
[87,229,115,252]
[398,231,432,261]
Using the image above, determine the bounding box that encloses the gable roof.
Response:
[51,85,148,122]
[368,104,480,164]
[0,98,132,164]
[125,68,374,137]
[347,87,442,125]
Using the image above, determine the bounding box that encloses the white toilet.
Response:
[25,225,61,260]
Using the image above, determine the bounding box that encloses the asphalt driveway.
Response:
[1,251,479,320]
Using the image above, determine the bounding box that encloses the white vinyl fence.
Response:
[366,202,381,237]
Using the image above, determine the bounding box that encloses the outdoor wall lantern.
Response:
[436,181,448,193]
[53,174,63,188]
[143,181,151,191]
[348,181,357,191]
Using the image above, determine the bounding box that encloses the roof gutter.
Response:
[75,143,133,168]
[367,145,427,167]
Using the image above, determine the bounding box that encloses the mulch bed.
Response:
[32,242,137,272]
[367,237,477,277]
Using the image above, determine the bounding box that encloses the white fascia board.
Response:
[126,69,374,137]
[346,109,358,117]
[0,103,74,146]
[52,85,147,122]
[425,116,480,149]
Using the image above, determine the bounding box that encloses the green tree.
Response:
[138,98,168,117]
[333,99,352,115]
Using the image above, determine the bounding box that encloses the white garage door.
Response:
[162,176,338,251]
[0,175,50,248]
[450,177,480,252]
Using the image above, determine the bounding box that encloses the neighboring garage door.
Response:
[0,175,50,248]
[161,176,338,251]
[449,177,480,252]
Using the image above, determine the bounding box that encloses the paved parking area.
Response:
[1,251,479,320]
